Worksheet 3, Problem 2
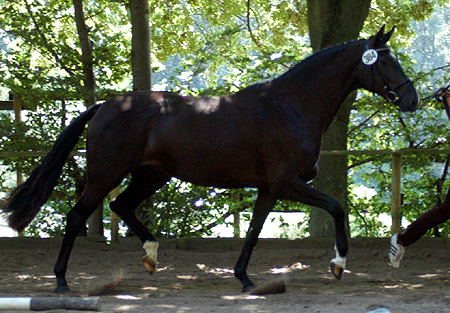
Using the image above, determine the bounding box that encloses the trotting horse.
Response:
[2,26,419,293]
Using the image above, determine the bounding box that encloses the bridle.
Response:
[363,41,413,104]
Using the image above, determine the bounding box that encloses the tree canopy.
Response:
[1,0,449,238]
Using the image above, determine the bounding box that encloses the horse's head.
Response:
[358,26,419,112]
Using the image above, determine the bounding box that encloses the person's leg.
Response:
[390,188,450,267]
[398,189,450,247]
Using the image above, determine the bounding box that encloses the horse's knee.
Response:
[65,210,88,234]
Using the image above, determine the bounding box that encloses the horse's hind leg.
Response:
[53,183,111,293]
[234,189,276,292]
[110,166,169,274]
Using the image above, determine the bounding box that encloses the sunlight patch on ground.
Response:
[263,262,311,274]
[114,304,141,311]
[407,284,425,289]
[384,282,424,290]
[42,275,55,279]
[418,273,439,278]
[78,272,98,280]
[141,286,158,291]
[154,304,177,309]
[269,267,289,274]
[196,263,234,275]
[221,294,265,300]
[177,274,198,280]
[15,275,33,281]
[155,265,170,272]
[114,295,141,300]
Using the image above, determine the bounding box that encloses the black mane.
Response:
[273,39,365,83]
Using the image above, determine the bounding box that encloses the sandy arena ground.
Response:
[0,236,448,313]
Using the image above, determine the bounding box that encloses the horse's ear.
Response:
[375,25,386,40]
[374,25,396,45]
[382,26,396,43]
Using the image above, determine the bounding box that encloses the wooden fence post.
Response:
[391,153,402,234]
[232,192,241,238]
[87,204,104,239]
[233,211,240,238]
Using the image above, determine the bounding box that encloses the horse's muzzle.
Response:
[399,89,420,112]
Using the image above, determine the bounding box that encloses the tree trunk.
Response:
[306,0,371,238]
[73,0,103,237]
[117,0,152,238]
[129,0,151,91]
[73,0,96,107]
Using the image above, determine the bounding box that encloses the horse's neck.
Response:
[273,45,361,128]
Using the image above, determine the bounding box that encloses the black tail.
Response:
[1,104,101,232]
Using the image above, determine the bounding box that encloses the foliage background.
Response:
[1,0,450,238]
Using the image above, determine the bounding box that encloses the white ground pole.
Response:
[0,297,100,311]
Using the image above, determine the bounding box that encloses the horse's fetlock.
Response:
[143,241,158,263]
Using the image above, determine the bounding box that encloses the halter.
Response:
[363,41,413,104]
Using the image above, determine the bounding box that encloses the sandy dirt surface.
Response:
[0,236,449,313]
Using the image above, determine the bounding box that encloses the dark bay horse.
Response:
[2,26,419,293]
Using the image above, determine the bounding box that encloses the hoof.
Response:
[143,256,156,274]
[330,261,343,280]
[54,285,70,294]
[241,283,255,293]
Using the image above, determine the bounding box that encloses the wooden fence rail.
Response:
[323,148,450,233]
[2,148,450,237]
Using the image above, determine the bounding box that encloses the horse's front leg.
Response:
[234,189,276,292]
[279,179,348,280]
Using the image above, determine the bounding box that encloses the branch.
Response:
[348,109,380,135]
[24,0,76,76]
[416,63,450,82]
[202,212,234,232]
[246,0,263,53]
[398,115,415,148]
[191,205,248,235]
[349,201,369,237]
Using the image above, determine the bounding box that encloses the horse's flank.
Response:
[90,82,319,191]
